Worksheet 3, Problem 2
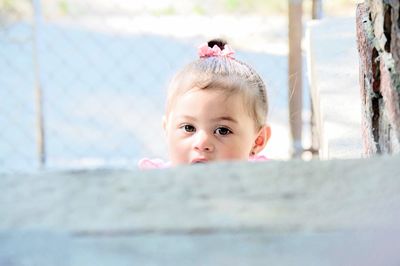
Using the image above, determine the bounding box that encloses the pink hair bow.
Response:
[198,43,235,59]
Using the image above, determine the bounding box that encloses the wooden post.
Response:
[309,0,322,158]
[32,0,46,167]
[312,0,323,20]
[288,0,303,157]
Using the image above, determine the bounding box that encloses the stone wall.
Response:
[357,0,400,155]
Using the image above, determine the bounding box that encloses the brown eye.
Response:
[183,124,195,132]
[215,127,232,136]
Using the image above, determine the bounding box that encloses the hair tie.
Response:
[198,43,235,59]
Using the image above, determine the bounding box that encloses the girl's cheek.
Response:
[177,132,189,139]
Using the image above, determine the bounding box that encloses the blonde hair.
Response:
[166,39,268,129]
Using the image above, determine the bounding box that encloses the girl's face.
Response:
[163,89,270,165]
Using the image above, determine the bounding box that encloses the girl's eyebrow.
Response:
[178,115,197,121]
[212,116,238,124]
[177,115,238,123]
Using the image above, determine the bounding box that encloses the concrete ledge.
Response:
[1,156,400,265]
[306,18,363,159]
[1,157,400,231]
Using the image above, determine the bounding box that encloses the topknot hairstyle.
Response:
[207,39,227,50]
[166,39,268,129]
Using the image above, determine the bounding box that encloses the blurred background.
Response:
[0,0,358,173]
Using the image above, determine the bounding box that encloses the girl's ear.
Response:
[251,125,271,155]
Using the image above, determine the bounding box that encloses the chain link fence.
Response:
[1,0,292,173]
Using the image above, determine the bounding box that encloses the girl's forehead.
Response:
[168,89,249,119]
[176,88,242,107]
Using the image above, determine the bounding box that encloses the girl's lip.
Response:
[191,158,208,164]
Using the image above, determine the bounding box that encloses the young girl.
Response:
[139,39,271,169]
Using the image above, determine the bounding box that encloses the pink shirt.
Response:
[138,155,268,170]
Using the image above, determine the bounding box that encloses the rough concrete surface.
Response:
[1,156,400,265]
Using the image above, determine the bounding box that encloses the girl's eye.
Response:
[215,127,232,136]
[182,124,196,132]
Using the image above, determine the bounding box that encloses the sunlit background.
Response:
[0,0,358,173]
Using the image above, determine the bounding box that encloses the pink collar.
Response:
[138,155,268,170]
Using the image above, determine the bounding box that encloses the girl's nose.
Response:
[193,131,214,152]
